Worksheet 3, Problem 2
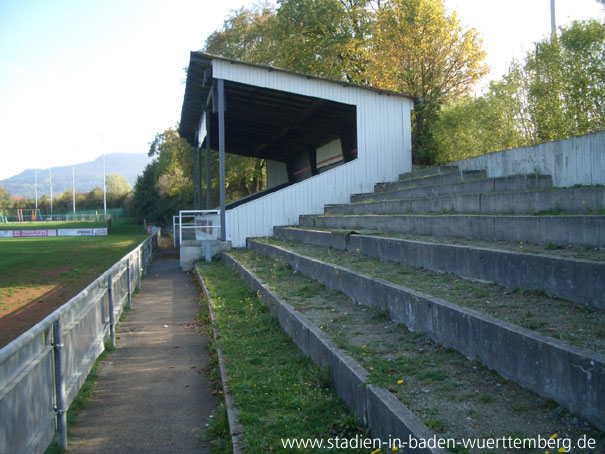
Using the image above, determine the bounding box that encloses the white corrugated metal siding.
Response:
[212,59,414,247]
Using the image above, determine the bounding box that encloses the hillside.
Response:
[0,153,153,198]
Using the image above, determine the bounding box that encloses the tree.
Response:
[0,184,10,209]
[368,0,488,163]
[105,174,131,194]
[204,3,278,64]
[525,19,605,142]
[272,0,371,82]
[430,19,605,163]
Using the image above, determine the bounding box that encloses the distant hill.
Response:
[0,153,153,198]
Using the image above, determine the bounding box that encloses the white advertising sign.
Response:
[194,215,220,241]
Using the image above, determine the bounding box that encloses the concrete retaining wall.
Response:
[452,131,605,188]
[299,214,605,248]
[326,187,605,216]
[221,252,445,453]
[273,227,605,309]
[248,240,605,430]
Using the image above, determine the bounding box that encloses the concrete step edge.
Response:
[298,214,605,248]
[326,187,605,215]
[352,174,553,203]
[246,239,605,430]
[222,251,446,454]
[398,165,460,180]
[272,226,604,309]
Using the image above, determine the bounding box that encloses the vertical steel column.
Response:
[205,107,212,210]
[53,320,67,450]
[126,258,132,310]
[218,79,226,242]
[197,146,203,211]
[107,275,115,347]
[192,147,198,209]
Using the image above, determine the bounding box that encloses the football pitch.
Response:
[0,220,149,347]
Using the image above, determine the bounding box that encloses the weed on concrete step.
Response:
[231,249,605,453]
[259,238,605,355]
[196,260,368,453]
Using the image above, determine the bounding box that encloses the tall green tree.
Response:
[105,174,131,194]
[204,3,278,64]
[0,184,11,209]
[368,0,488,163]
[431,19,605,163]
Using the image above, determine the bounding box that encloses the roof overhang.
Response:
[179,52,413,162]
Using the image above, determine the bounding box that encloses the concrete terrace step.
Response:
[375,170,486,193]
[226,249,605,450]
[299,213,605,249]
[246,238,605,430]
[325,186,605,216]
[398,164,460,180]
[273,226,605,309]
[351,174,553,203]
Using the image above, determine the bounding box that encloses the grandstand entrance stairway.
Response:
[224,165,605,446]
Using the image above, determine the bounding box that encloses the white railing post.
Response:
[179,212,183,246]
[173,216,176,248]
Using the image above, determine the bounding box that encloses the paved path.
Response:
[68,248,219,454]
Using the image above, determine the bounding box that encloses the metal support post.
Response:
[205,107,212,210]
[126,258,132,310]
[53,320,67,450]
[173,216,176,248]
[197,146,203,210]
[218,79,226,242]
[107,275,115,347]
[192,147,198,209]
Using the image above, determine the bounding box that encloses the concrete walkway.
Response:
[68,246,219,453]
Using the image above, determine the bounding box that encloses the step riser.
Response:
[248,240,605,430]
[352,175,553,203]
[376,170,486,192]
[222,252,444,453]
[299,215,605,248]
[327,188,605,216]
[274,227,605,309]
[398,165,459,181]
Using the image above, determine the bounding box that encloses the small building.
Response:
[179,52,415,247]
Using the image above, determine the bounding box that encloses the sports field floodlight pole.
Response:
[550,0,556,37]
[102,153,107,217]
[34,169,38,211]
[49,167,53,215]
[72,164,76,216]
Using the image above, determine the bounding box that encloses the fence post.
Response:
[143,241,148,277]
[107,275,115,348]
[126,258,132,310]
[53,320,67,450]
[137,248,142,289]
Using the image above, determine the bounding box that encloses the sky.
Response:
[0,0,603,181]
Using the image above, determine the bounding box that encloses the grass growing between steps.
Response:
[196,260,368,453]
[230,249,605,454]
[258,238,605,355]
[292,226,605,262]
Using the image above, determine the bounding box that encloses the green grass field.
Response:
[0,220,149,347]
